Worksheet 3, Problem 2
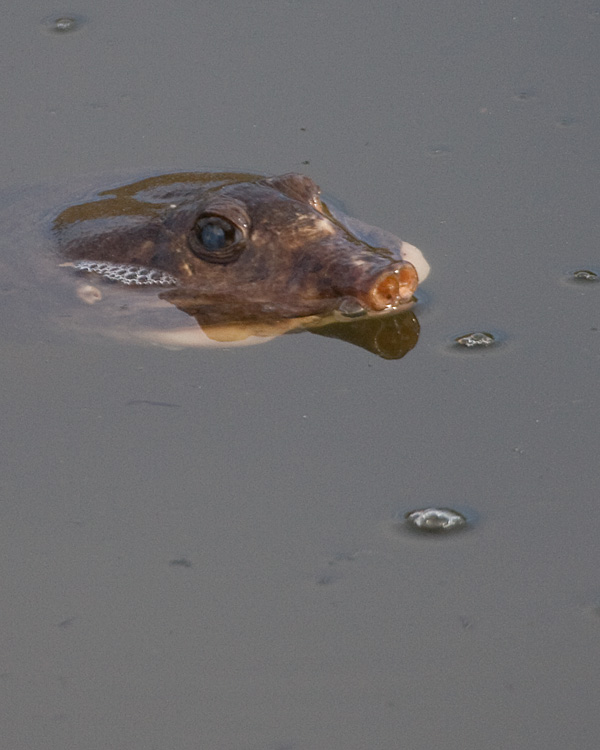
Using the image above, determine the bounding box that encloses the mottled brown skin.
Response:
[54,172,420,327]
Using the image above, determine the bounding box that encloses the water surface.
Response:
[1,2,599,749]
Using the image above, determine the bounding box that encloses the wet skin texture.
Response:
[54,172,424,329]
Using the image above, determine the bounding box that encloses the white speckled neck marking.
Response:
[72,260,178,287]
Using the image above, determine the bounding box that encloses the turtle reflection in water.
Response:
[53,171,430,358]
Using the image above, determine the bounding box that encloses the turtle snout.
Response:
[365,261,418,310]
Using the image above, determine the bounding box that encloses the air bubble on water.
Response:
[42,15,85,33]
[455,331,495,348]
[404,507,467,533]
[55,17,76,31]
[572,269,598,281]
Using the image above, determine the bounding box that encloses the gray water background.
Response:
[1,2,599,749]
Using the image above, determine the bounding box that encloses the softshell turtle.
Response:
[4,171,430,358]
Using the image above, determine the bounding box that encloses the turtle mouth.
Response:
[66,257,419,322]
[365,261,419,311]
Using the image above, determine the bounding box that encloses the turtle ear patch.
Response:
[70,260,178,287]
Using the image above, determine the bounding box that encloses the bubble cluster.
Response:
[404,507,468,533]
[454,331,495,348]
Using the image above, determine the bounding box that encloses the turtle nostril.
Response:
[369,262,418,310]
[396,262,419,293]
[374,274,400,307]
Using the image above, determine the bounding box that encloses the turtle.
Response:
[3,171,430,358]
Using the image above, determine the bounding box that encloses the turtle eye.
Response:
[198,218,235,251]
[189,215,245,263]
